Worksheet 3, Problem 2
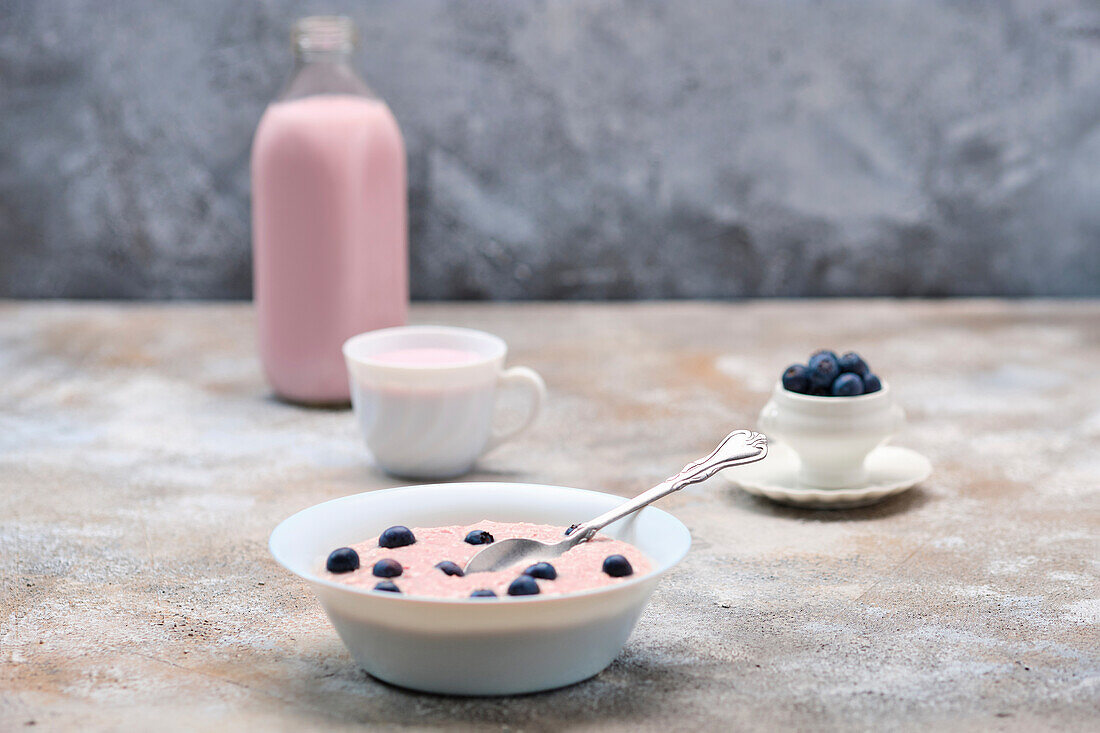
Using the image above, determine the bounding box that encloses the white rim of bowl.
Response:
[269,482,692,606]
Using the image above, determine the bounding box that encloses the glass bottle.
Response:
[251,16,407,405]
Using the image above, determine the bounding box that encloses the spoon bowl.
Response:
[462,536,577,575]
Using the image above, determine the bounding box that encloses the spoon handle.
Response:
[567,430,768,542]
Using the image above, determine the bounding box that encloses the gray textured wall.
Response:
[1,1,1099,299]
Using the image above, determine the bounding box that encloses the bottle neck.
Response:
[294,48,353,67]
[280,16,374,102]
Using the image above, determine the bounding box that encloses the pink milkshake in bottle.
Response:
[252,16,407,404]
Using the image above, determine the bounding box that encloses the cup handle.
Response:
[482,366,546,455]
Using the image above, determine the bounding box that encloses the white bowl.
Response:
[269,482,692,695]
[758,380,905,489]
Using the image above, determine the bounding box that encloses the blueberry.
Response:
[831,373,864,397]
[372,558,402,578]
[838,352,870,377]
[464,530,495,545]
[470,589,497,598]
[808,351,840,389]
[522,562,557,580]
[326,547,359,574]
[781,364,812,394]
[507,576,540,596]
[378,526,416,549]
[810,349,838,363]
[435,560,465,577]
[602,555,634,577]
[373,580,401,593]
[809,384,829,396]
[863,374,882,393]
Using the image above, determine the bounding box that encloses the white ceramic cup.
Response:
[758,381,905,489]
[343,326,546,479]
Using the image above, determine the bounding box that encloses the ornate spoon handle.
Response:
[566,430,768,542]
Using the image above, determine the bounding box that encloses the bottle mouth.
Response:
[293,16,357,57]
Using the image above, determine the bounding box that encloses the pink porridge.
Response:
[324,520,652,598]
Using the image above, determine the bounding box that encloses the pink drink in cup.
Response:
[370,348,481,366]
[252,17,407,404]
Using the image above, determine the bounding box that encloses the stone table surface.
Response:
[1,300,1098,731]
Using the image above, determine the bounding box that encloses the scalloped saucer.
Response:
[720,442,931,509]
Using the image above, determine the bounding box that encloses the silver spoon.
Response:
[463,429,768,574]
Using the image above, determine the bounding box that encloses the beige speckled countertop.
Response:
[2,300,1098,731]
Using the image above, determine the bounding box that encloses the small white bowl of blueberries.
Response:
[759,350,905,489]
